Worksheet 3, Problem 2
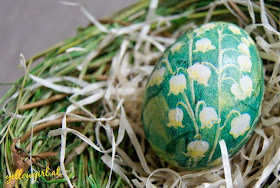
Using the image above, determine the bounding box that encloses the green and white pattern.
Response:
[142,22,264,169]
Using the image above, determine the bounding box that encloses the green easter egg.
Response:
[141,22,264,169]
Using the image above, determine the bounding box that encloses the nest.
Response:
[1,0,280,187]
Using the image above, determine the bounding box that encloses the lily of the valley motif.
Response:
[248,36,255,45]
[160,30,255,165]
[231,75,253,101]
[151,24,255,157]
[168,74,187,95]
[194,23,216,36]
[193,38,215,53]
[241,37,250,46]
[142,22,263,169]
[238,55,252,72]
[167,108,184,128]
[185,140,209,158]
[228,25,241,35]
[187,63,211,86]
[230,113,251,138]
[148,67,165,86]
[238,43,250,56]
[202,23,216,30]
[170,42,184,54]
[199,106,220,129]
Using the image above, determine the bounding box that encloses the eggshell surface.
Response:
[142,22,264,169]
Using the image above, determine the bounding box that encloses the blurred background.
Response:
[0,0,138,98]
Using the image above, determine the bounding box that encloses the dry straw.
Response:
[0,0,280,187]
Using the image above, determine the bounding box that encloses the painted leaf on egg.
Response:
[142,22,264,169]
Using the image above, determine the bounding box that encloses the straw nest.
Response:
[1,0,280,187]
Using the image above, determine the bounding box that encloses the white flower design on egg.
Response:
[241,37,250,46]
[199,107,220,129]
[170,42,184,54]
[194,28,204,36]
[228,25,241,35]
[240,76,253,98]
[187,63,211,86]
[230,75,253,100]
[238,43,250,56]
[168,74,187,95]
[237,55,252,73]
[202,23,216,30]
[186,140,209,158]
[193,38,215,53]
[167,108,184,128]
[248,36,255,45]
[230,113,251,138]
[148,67,165,86]
[194,23,216,36]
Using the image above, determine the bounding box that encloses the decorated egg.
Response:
[141,22,264,169]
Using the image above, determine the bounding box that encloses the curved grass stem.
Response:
[177,92,199,135]
[195,100,207,119]
[208,28,223,162]
[221,110,241,130]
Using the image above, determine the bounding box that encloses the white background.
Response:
[0,0,138,98]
